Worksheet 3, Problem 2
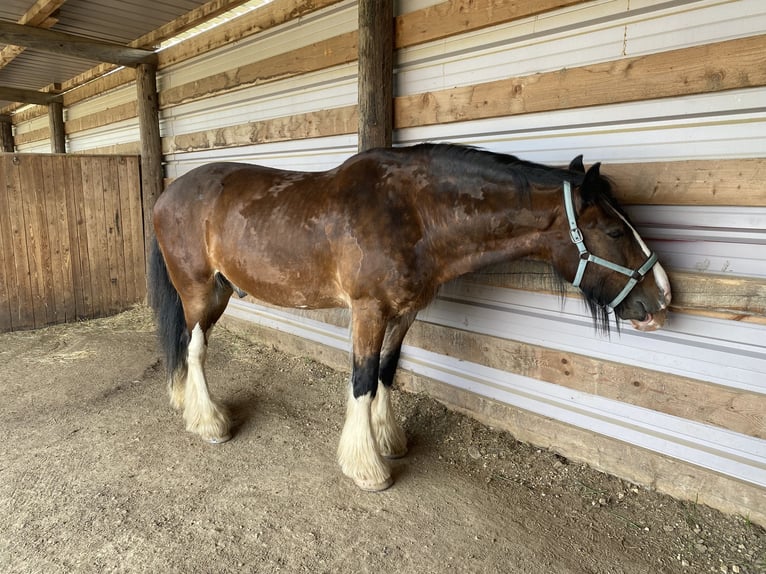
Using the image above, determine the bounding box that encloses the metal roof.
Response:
[0,0,233,111]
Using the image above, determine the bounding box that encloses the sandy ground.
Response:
[0,306,763,574]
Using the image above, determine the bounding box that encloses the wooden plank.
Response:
[394,35,766,129]
[159,31,358,108]
[116,157,136,304]
[466,260,766,322]
[121,156,146,301]
[80,156,109,317]
[162,104,358,154]
[50,155,76,322]
[0,157,13,329]
[405,320,766,439]
[395,0,585,49]
[17,155,51,326]
[2,155,35,329]
[40,155,67,324]
[60,155,87,320]
[69,157,94,318]
[13,126,49,145]
[65,101,137,135]
[103,156,125,313]
[603,159,766,207]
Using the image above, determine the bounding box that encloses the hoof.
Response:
[354,475,393,492]
[382,447,408,460]
[204,433,232,445]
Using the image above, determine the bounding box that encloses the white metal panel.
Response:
[161,64,357,137]
[164,134,357,178]
[67,118,140,153]
[158,0,357,90]
[396,0,766,96]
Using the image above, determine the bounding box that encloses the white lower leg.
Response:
[337,385,391,491]
[168,367,187,410]
[183,324,231,444]
[371,384,407,459]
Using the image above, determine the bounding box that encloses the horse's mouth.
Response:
[630,308,667,332]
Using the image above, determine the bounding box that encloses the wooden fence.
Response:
[0,153,145,332]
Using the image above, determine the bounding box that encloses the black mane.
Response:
[410,142,582,193]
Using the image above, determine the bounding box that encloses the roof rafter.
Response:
[0,20,157,67]
[0,0,67,70]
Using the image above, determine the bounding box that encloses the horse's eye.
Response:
[606,228,624,239]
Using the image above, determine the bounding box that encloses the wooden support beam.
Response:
[0,0,65,70]
[48,100,65,153]
[136,62,163,290]
[0,21,157,67]
[0,86,61,106]
[0,115,13,152]
[357,0,393,151]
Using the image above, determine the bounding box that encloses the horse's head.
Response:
[549,156,671,332]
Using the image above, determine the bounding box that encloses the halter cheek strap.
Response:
[563,181,658,309]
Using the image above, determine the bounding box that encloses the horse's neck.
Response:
[418,180,560,284]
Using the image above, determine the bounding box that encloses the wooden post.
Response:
[358,0,393,151]
[0,115,13,152]
[48,101,66,153]
[136,62,163,291]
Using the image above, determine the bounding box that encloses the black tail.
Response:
[148,237,189,379]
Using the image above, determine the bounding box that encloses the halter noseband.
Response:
[563,180,658,310]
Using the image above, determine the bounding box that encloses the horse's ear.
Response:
[580,162,602,204]
[568,154,585,173]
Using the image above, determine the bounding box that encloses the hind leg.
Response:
[337,300,391,491]
[178,277,233,443]
[183,323,231,443]
[372,312,416,459]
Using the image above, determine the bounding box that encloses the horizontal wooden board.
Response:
[405,320,765,439]
[467,260,766,322]
[603,159,766,207]
[162,105,358,154]
[395,0,585,48]
[394,35,766,128]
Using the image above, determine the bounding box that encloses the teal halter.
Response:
[563,181,658,310]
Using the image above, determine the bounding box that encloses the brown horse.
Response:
[149,143,671,491]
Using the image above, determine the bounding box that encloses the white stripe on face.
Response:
[609,205,672,307]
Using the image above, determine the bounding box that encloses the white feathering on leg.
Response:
[337,384,392,491]
[371,384,407,459]
[183,324,231,444]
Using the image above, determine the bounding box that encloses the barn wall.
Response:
[0,153,145,331]
[9,0,766,523]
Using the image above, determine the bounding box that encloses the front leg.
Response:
[372,312,416,458]
[337,303,392,491]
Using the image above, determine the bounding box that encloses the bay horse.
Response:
[148,143,671,491]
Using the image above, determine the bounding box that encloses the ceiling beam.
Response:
[0,86,63,105]
[0,0,67,70]
[0,21,157,67]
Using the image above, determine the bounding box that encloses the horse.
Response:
[148,143,671,491]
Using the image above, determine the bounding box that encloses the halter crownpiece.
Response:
[562,180,658,309]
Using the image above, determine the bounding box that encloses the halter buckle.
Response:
[570,227,584,244]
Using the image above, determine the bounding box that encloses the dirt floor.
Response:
[0,306,763,574]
